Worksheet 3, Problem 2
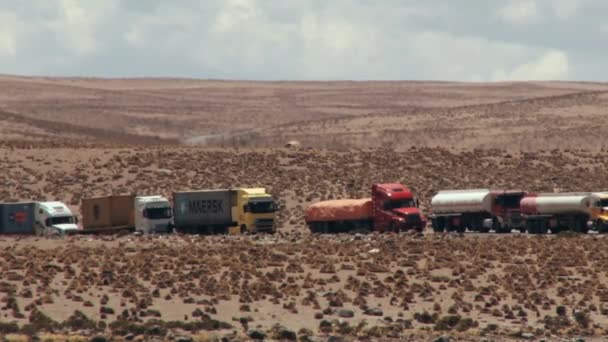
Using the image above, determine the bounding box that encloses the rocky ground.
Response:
[1,77,608,341]
[2,233,608,342]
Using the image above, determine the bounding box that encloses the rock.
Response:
[300,336,317,342]
[520,333,535,340]
[176,336,194,342]
[124,334,135,341]
[276,327,297,341]
[337,309,354,318]
[89,336,109,342]
[364,307,383,316]
[432,337,451,342]
[248,329,266,340]
[326,337,344,342]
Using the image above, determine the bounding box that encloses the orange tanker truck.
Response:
[305,183,426,233]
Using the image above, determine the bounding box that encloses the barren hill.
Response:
[1,75,607,150]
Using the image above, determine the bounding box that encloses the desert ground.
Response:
[1,75,608,341]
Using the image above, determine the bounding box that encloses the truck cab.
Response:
[593,192,608,232]
[35,201,79,236]
[490,190,526,232]
[135,196,173,234]
[232,188,277,234]
[371,183,426,232]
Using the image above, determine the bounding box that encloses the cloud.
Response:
[0,1,604,80]
[497,1,540,25]
[548,0,581,19]
[491,50,569,81]
[0,11,19,57]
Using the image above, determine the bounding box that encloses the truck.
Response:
[34,201,80,236]
[135,195,173,234]
[172,188,277,234]
[1,201,79,236]
[429,189,526,233]
[520,193,601,234]
[81,195,172,234]
[593,192,608,233]
[232,188,276,234]
[305,183,426,233]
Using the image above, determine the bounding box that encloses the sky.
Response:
[0,0,606,81]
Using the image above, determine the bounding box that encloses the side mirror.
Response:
[415,199,420,208]
[75,216,79,224]
[243,205,248,212]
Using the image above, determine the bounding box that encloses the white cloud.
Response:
[47,0,119,56]
[548,0,581,19]
[497,1,540,25]
[491,50,569,81]
[0,11,19,57]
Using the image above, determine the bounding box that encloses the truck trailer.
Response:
[430,189,526,233]
[305,183,426,233]
[81,195,172,234]
[173,188,277,234]
[521,193,600,234]
[0,202,36,234]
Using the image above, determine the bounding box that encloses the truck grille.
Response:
[255,218,274,231]
[408,214,421,223]
[155,224,170,233]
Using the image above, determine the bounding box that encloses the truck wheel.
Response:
[597,220,607,233]
[34,224,44,237]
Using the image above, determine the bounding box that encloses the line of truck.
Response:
[304,185,608,235]
[0,188,277,236]
[2,183,608,236]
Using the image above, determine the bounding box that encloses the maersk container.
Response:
[173,190,233,228]
[431,189,493,214]
[0,202,36,234]
[520,193,600,216]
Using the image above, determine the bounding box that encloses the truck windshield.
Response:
[601,199,608,207]
[249,200,276,213]
[384,199,415,210]
[50,216,75,225]
[144,208,172,219]
[495,195,523,208]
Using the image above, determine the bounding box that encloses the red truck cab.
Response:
[371,183,426,232]
[490,190,527,232]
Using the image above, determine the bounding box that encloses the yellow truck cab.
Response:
[594,192,608,232]
[232,188,277,234]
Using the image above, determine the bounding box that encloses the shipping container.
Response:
[173,190,233,229]
[0,202,36,234]
[81,195,135,230]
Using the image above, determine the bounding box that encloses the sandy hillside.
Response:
[1,76,608,341]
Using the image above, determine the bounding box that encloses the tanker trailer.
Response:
[520,193,601,234]
[430,189,493,233]
[430,189,526,233]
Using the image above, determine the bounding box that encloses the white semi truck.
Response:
[134,195,173,234]
[34,201,79,236]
